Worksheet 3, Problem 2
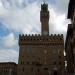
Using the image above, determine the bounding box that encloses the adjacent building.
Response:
[0,62,17,75]
[65,0,75,75]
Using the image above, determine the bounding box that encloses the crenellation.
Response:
[19,34,64,46]
[20,34,63,37]
[19,34,63,40]
[54,34,56,36]
[31,34,33,36]
[58,34,60,36]
[19,34,41,37]
[51,34,53,36]
[25,34,27,36]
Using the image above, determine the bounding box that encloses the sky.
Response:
[0,0,71,63]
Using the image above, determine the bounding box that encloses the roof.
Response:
[0,62,17,65]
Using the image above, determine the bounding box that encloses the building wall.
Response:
[0,62,17,75]
[18,35,64,75]
[65,0,75,74]
[65,24,74,74]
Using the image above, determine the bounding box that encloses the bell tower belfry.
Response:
[40,3,49,36]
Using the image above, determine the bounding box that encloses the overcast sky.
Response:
[0,0,70,63]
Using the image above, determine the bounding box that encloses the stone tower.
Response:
[18,3,64,75]
[40,3,49,36]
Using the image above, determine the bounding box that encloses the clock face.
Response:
[43,31,48,35]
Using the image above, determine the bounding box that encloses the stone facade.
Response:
[65,24,74,74]
[18,34,64,75]
[65,0,75,75]
[40,4,49,36]
[0,62,17,75]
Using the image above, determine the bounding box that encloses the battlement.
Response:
[19,34,41,37]
[19,34,63,38]
[19,34,64,45]
[41,3,48,11]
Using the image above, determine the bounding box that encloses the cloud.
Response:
[0,49,18,63]
[0,0,70,63]
[49,7,66,33]
[0,1,41,34]
[0,33,18,63]
[0,1,70,35]
[0,33,18,48]
[53,0,69,13]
